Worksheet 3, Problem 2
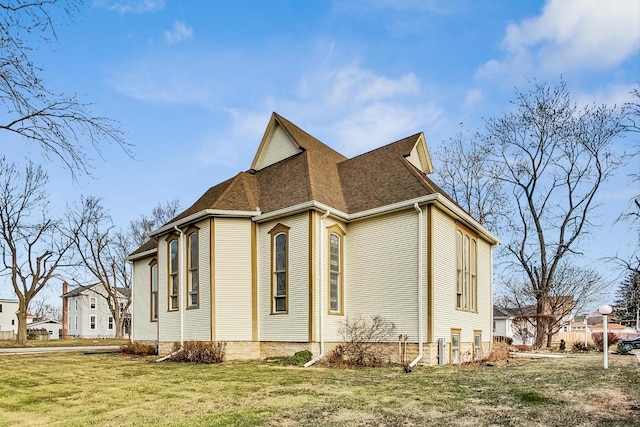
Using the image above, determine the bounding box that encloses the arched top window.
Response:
[269,224,290,314]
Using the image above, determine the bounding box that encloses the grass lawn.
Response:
[0,352,638,426]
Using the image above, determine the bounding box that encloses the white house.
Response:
[0,299,19,339]
[129,113,500,365]
[62,284,130,338]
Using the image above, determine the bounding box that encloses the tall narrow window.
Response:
[169,238,179,310]
[269,224,289,314]
[187,230,199,308]
[150,260,158,321]
[0,304,3,312]
[456,228,478,312]
[90,316,96,330]
[474,331,482,360]
[108,317,114,330]
[90,297,96,309]
[327,225,345,315]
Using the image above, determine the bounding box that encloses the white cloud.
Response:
[165,21,193,45]
[327,66,419,105]
[462,88,484,110]
[478,0,640,80]
[96,0,165,14]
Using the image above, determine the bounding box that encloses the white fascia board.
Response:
[252,201,349,223]
[433,195,501,245]
[126,248,157,262]
[150,208,261,238]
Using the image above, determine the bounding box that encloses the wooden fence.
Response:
[0,330,15,340]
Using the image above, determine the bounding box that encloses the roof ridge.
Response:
[274,113,347,160]
[342,132,422,163]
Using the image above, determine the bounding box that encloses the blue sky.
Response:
[3,0,640,303]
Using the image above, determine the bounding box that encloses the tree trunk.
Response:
[16,307,28,346]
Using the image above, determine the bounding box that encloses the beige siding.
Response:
[254,125,302,170]
[431,207,493,347]
[214,218,253,341]
[342,210,420,342]
[158,219,211,342]
[132,254,157,341]
[258,212,309,342]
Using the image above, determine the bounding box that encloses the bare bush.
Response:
[486,341,511,363]
[171,341,226,364]
[120,342,156,356]
[326,314,396,367]
[591,332,619,352]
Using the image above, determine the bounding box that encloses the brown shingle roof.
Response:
[130,112,463,256]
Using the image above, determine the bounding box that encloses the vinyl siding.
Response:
[342,209,420,342]
[431,207,493,344]
[254,125,302,170]
[258,212,309,342]
[214,217,253,341]
[132,254,157,341]
[158,219,211,342]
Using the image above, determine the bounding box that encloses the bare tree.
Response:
[1,0,131,177]
[434,127,508,232]
[30,298,62,321]
[70,197,131,339]
[0,158,84,345]
[128,198,180,248]
[482,80,626,348]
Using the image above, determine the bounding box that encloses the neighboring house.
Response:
[61,284,130,338]
[0,299,19,339]
[493,306,537,345]
[28,319,63,340]
[129,113,499,365]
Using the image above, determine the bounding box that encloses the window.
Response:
[168,237,179,310]
[150,260,158,321]
[75,300,78,310]
[74,316,78,329]
[119,302,124,314]
[187,230,199,308]
[474,331,482,360]
[0,303,3,312]
[451,330,461,364]
[456,229,477,312]
[11,319,15,326]
[269,224,289,313]
[327,225,345,314]
[90,297,96,309]
[90,316,96,330]
[108,317,113,330]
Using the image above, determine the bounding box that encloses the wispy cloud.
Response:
[478,0,640,81]
[165,21,193,44]
[95,0,165,14]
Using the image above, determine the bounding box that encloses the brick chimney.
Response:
[61,281,68,339]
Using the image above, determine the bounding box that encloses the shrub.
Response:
[486,341,511,362]
[326,314,396,367]
[171,341,226,364]
[591,332,619,352]
[571,341,595,353]
[120,342,156,356]
[266,350,313,366]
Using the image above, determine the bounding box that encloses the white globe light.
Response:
[598,305,613,315]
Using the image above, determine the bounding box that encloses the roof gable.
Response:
[251,116,303,170]
[405,133,433,174]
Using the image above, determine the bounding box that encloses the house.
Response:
[0,299,19,339]
[27,319,63,340]
[128,113,499,365]
[61,283,130,338]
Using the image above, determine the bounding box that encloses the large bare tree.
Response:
[434,127,508,232]
[70,197,131,338]
[483,80,626,347]
[1,0,131,176]
[0,158,84,345]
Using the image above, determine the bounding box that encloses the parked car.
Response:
[616,336,640,353]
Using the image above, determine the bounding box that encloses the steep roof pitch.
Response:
[135,112,479,253]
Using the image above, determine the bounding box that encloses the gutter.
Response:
[151,208,261,238]
[406,203,424,372]
[304,209,331,367]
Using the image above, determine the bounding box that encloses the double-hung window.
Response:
[451,329,461,364]
[90,297,96,309]
[168,237,179,310]
[150,259,158,321]
[455,228,477,312]
[187,230,199,308]
[327,225,345,314]
[269,224,289,314]
[90,316,96,330]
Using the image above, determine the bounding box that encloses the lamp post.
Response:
[598,305,613,369]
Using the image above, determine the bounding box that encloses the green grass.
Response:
[0,352,638,426]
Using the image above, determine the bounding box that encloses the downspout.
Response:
[406,203,424,372]
[304,209,331,367]
[157,226,185,362]
[129,261,134,343]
